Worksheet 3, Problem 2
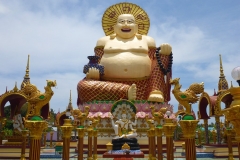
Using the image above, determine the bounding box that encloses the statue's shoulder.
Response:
[142,35,156,47]
[96,36,111,47]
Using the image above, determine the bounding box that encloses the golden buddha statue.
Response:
[77,2,173,104]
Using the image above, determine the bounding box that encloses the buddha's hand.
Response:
[159,43,172,55]
[86,67,100,80]
[148,90,164,102]
[128,84,137,100]
[132,129,136,133]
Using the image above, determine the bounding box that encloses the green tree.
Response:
[3,105,11,119]
[49,108,56,124]
[3,105,13,135]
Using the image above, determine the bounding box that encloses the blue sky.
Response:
[0,0,240,123]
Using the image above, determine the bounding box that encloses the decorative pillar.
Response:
[204,119,209,144]
[61,119,73,160]
[235,136,240,160]
[77,127,85,160]
[221,87,240,159]
[93,129,98,160]
[212,129,217,144]
[87,127,93,160]
[57,127,60,141]
[43,131,47,147]
[197,129,202,146]
[147,130,152,160]
[226,129,234,160]
[0,117,7,145]
[215,116,221,144]
[155,127,163,160]
[150,128,156,160]
[146,116,156,160]
[163,119,176,160]
[50,131,54,148]
[20,130,28,160]
[179,119,199,160]
[25,120,47,160]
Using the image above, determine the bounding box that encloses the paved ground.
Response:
[0,140,238,159]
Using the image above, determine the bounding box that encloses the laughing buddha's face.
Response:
[114,14,138,39]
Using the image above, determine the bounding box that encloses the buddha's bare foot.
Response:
[148,90,164,102]
[86,68,100,80]
[128,84,136,100]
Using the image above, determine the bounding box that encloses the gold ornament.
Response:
[150,106,167,125]
[179,120,199,138]
[61,119,73,138]
[170,78,204,114]
[25,120,48,138]
[121,142,130,150]
[102,2,150,36]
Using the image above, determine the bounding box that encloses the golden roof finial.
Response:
[218,54,229,93]
[67,90,73,110]
[231,81,233,88]
[69,90,72,103]
[13,82,18,92]
[219,54,225,78]
[24,55,30,79]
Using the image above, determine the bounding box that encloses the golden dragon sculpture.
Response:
[71,106,90,126]
[25,80,57,119]
[149,106,167,125]
[170,78,204,115]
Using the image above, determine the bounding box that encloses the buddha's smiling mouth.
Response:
[121,28,131,32]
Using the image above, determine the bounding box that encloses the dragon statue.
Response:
[25,80,57,119]
[170,78,204,115]
[145,115,155,130]
[149,106,167,125]
[71,106,90,126]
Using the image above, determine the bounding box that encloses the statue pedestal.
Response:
[114,158,133,160]
[112,138,140,150]
[103,152,144,158]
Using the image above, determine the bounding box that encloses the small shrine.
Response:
[0,55,56,148]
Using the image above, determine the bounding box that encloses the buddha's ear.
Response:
[113,24,117,34]
[135,23,138,31]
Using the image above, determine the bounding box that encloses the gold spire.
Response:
[218,54,229,94]
[24,55,30,79]
[69,90,72,103]
[67,90,73,110]
[219,54,224,78]
[13,82,18,92]
[21,55,30,89]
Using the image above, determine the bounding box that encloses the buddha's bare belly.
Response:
[100,52,151,80]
